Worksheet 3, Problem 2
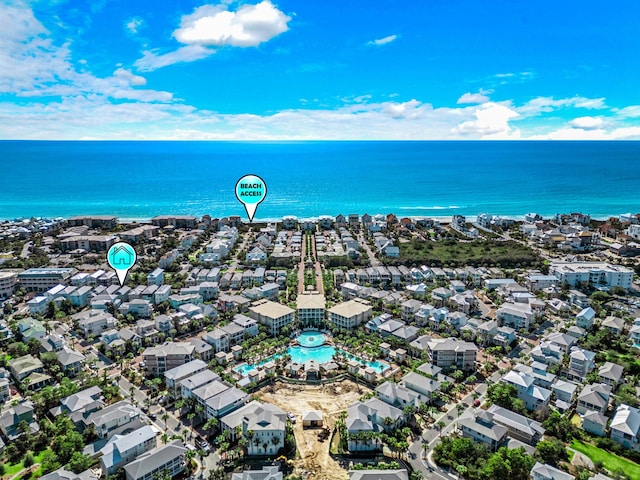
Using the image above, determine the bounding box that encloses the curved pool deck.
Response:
[234,331,389,377]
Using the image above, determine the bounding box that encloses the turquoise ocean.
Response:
[1,141,639,221]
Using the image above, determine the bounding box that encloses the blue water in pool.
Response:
[234,333,389,376]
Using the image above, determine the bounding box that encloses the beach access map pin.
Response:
[235,174,267,222]
[107,242,137,286]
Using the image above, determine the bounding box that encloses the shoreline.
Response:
[0,213,629,224]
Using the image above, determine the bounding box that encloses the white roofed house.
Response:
[345,402,383,452]
[163,359,208,398]
[99,425,157,476]
[242,403,287,456]
[84,400,143,439]
[496,302,536,331]
[500,370,551,411]
[566,346,596,381]
[610,404,640,451]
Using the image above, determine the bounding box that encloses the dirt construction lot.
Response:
[257,380,371,480]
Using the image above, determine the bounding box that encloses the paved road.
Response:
[406,370,501,479]
[118,377,221,476]
[357,232,380,267]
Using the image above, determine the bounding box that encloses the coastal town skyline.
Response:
[2,0,640,140]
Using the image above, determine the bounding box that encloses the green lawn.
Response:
[2,449,50,479]
[571,439,640,480]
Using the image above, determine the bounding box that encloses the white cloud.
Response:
[134,45,213,72]
[126,17,144,34]
[113,68,146,86]
[450,103,520,139]
[489,71,534,85]
[367,34,397,46]
[457,91,490,105]
[517,96,607,117]
[173,1,291,47]
[569,116,603,130]
[616,105,640,118]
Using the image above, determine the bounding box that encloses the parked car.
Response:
[195,437,211,454]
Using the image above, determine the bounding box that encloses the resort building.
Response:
[249,300,295,336]
[17,268,77,292]
[425,338,477,371]
[142,342,195,376]
[0,271,18,299]
[328,299,373,330]
[296,294,326,327]
[549,262,634,291]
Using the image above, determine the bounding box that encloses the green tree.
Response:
[23,452,35,469]
[67,452,93,474]
[41,450,61,474]
[535,439,568,467]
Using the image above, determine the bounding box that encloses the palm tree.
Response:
[262,442,268,455]
[162,413,169,430]
[437,420,445,432]
[161,432,169,444]
[271,436,280,452]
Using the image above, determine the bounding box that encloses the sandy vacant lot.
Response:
[257,380,371,480]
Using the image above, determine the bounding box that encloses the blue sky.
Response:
[1,0,640,139]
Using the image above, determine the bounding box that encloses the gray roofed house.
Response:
[84,400,142,439]
[401,371,440,401]
[602,316,625,335]
[231,466,282,480]
[610,404,640,451]
[577,383,611,415]
[363,398,405,430]
[180,370,220,399]
[346,402,383,452]
[100,425,157,475]
[123,440,187,480]
[40,468,100,480]
[581,410,608,437]
[375,382,420,409]
[50,386,104,420]
[597,362,624,387]
[348,470,408,480]
[55,348,85,375]
[531,462,575,480]
[458,411,508,451]
[205,387,248,418]
[193,380,229,404]
[486,404,545,445]
[0,400,38,440]
[164,359,208,393]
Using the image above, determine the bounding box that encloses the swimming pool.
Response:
[234,333,389,377]
[297,331,327,347]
